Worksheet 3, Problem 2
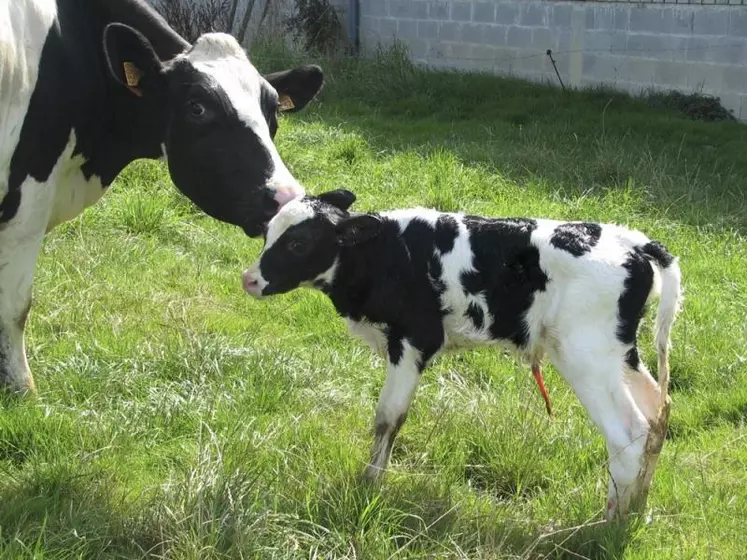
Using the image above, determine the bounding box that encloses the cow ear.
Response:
[336,214,382,247]
[103,23,165,97]
[317,189,356,212]
[264,65,324,113]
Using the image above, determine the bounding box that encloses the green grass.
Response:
[2,46,746,558]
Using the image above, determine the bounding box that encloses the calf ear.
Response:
[103,23,165,97]
[264,65,324,113]
[336,214,382,247]
[317,189,356,212]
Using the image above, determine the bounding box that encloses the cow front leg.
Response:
[363,333,440,481]
[0,233,43,394]
[0,184,53,394]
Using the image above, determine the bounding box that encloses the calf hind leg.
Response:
[549,338,653,520]
[623,352,669,513]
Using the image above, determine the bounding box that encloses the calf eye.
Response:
[188,101,206,118]
[287,239,310,256]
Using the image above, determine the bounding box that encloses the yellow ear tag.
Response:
[123,62,141,87]
[278,94,295,111]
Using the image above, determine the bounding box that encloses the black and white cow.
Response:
[242,190,682,520]
[0,0,323,392]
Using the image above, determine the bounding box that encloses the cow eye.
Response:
[287,238,310,256]
[188,100,206,118]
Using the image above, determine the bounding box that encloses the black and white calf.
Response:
[242,190,682,520]
[1,0,324,392]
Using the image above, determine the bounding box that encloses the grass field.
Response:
[1,47,746,558]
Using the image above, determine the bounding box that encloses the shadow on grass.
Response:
[0,466,154,557]
[296,468,639,558]
[261,45,747,234]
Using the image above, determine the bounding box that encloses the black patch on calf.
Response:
[460,270,483,295]
[434,214,459,254]
[324,215,446,366]
[465,303,485,330]
[462,217,547,348]
[624,347,640,371]
[428,254,447,296]
[387,332,404,366]
[641,241,675,268]
[617,248,654,346]
[550,222,602,257]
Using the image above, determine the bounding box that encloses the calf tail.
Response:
[643,242,682,414]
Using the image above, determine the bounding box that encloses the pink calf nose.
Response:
[242,270,259,294]
[273,184,305,208]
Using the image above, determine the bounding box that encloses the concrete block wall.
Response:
[357,0,747,119]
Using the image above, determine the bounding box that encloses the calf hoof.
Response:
[361,463,386,484]
[0,371,36,397]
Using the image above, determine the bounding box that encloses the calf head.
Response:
[243,189,381,297]
[103,24,323,236]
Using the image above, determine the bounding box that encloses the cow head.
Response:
[103,24,323,237]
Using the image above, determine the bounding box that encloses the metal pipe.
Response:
[348,0,359,53]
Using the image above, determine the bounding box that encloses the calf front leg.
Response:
[363,335,439,481]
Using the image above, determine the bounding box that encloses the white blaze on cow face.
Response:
[176,34,304,209]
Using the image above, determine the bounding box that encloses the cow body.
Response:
[243,191,682,520]
[0,0,324,392]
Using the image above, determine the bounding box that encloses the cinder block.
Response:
[556,30,572,53]
[723,65,747,92]
[586,30,613,52]
[532,27,554,51]
[671,8,694,35]
[361,0,387,17]
[619,58,657,84]
[379,17,398,40]
[428,1,450,21]
[739,95,747,120]
[484,24,508,46]
[587,6,615,31]
[613,6,630,32]
[360,16,380,35]
[715,40,747,65]
[408,38,429,60]
[398,19,418,39]
[460,23,487,44]
[627,33,668,58]
[610,31,627,54]
[728,9,747,37]
[630,7,672,35]
[438,21,460,42]
[685,36,710,62]
[654,60,690,89]
[389,0,428,20]
[520,3,547,27]
[551,4,572,29]
[472,44,497,62]
[692,10,723,37]
[506,26,533,50]
[686,63,725,92]
[496,2,519,26]
[451,2,472,22]
[473,2,495,24]
[418,20,439,40]
[449,41,473,61]
[427,42,448,60]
